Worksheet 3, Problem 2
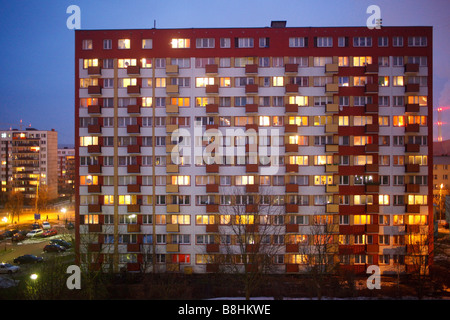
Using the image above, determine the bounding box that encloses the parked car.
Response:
[26,229,43,238]
[31,223,40,230]
[11,231,27,242]
[0,263,20,274]
[43,244,66,253]
[13,255,43,264]
[42,229,57,237]
[66,222,74,230]
[50,239,72,248]
[1,229,19,238]
[42,221,51,230]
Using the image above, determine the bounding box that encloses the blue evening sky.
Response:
[0,0,448,145]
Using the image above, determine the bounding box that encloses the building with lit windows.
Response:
[75,22,433,275]
[0,128,58,204]
[58,147,75,198]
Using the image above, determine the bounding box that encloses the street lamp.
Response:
[61,207,67,223]
[30,273,38,280]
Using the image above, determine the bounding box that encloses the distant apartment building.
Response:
[0,128,58,203]
[75,23,433,275]
[433,140,450,219]
[58,147,75,197]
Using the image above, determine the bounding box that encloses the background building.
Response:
[75,23,433,275]
[433,140,450,220]
[58,147,75,198]
[0,128,58,204]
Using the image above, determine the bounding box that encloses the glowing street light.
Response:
[30,273,38,280]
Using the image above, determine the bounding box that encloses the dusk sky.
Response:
[0,0,448,145]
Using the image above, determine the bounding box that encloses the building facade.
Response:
[0,128,58,204]
[75,23,433,274]
[58,147,75,198]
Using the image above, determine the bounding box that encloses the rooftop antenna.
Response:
[154,20,156,29]
[438,107,443,142]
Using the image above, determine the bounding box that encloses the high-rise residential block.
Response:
[75,23,433,275]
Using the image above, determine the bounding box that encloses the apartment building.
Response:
[75,23,433,275]
[0,128,58,203]
[58,147,75,197]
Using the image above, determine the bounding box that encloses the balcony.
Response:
[285,164,298,173]
[127,224,140,233]
[365,64,379,74]
[88,105,101,114]
[285,144,298,153]
[325,144,339,153]
[167,204,179,213]
[88,85,102,95]
[325,83,338,94]
[365,124,379,133]
[166,244,179,253]
[88,204,101,213]
[205,64,218,74]
[285,104,298,113]
[166,124,178,133]
[127,205,140,213]
[166,104,179,114]
[127,85,141,95]
[166,64,179,75]
[206,184,219,193]
[87,124,101,134]
[286,184,299,193]
[245,164,258,173]
[365,164,379,172]
[406,184,420,193]
[285,244,299,253]
[365,84,378,93]
[166,84,179,94]
[286,204,298,213]
[325,124,338,133]
[166,184,179,193]
[206,164,219,173]
[365,144,379,153]
[127,144,140,154]
[404,63,419,74]
[245,124,258,132]
[365,104,378,113]
[127,66,140,76]
[326,204,339,213]
[366,204,379,213]
[325,164,338,173]
[406,205,421,213]
[87,66,102,76]
[88,224,102,233]
[127,104,140,114]
[245,104,258,113]
[206,224,219,233]
[325,104,339,113]
[365,184,379,193]
[285,83,299,94]
[326,185,339,193]
[166,164,179,173]
[286,224,299,233]
[245,64,258,74]
[405,104,420,113]
[206,244,220,253]
[285,64,298,73]
[87,145,101,154]
[87,185,101,193]
[127,124,140,134]
[405,84,420,93]
[206,204,219,213]
[405,164,420,173]
[88,164,101,174]
[127,164,140,173]
[166,224,179,232]
[245,84,258,94]
[127,244,140,253]
[206,84,219,94]
[245,184,259,193]
[127,184,140,193]
[405,123,420,133]
[325,63,339,74]
[366,224,379,233]
[405,143,420,153]
[284,124,298,133]
[205,104,219,114]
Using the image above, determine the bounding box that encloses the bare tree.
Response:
[217,187,285,300]
[5,191,23,223]
[299,219,338,299]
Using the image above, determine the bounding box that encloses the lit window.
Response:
[288,96,308,106]
[272,77,284,87]
[171,175,190,186]
[118,59,137,68]
[171,38,190,49]
[353,56,372,66]
[82,40,92,50]
[196,77,215,87]
[83,59,98,69]
[393,76,404,86]
[142,39,153,49]
[118,39,131,49]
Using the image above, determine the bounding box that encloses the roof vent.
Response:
[271,21,287,28]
